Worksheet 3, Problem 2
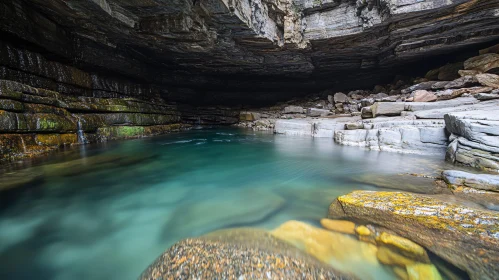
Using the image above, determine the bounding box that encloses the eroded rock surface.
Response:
[445,109,499,172]
[328,190,499,280]
[139,228,353,280]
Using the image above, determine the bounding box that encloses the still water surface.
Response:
[0,128,451,279]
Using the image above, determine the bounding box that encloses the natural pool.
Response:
[0,128,457,280]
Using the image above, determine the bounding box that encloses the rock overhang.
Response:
[1,0,499,105]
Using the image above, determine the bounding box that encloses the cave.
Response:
[1,0,499,279]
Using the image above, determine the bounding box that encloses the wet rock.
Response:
[449,185,499,211]
[464,53,499,73]
[413,90,437,102]
[271,220,391,279]
[283,105,304,114]
[444,76,478,89]
[0,169,43,191]
[352,173,442,194]
[166,189,285,237]
[476,73,499,88]
[406,264,442,280]
[328,190,499,280]
[140,228,353,280]
[442,170,499,192]
[320,219,355,235]
[375,232,430,264]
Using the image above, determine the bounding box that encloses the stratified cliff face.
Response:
[0,0,498,160]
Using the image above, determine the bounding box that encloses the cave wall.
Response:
[1,0,499,160]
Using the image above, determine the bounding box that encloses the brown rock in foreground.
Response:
[139,228,354,280]
[328,191,499,280]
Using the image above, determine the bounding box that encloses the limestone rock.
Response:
[307,108,330,117]
[413,90,437,102]
[458,70,480,77]
[283,106,304,114]
[475,92,499,101]
[444,109,499,171]
[333,92,348,104]
[401,81,437,94]
[361,106,373,119]
[371,102,405,117]
[442,170,499,192]
[345,122,364,130]
[464,53,499,73]
[140,229,352,280]
[444,76,478,89]
[320,219,355,235]
[328,190,499,280]
[476,73,499,88]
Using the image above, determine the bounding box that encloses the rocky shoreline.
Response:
[142,43,499,280]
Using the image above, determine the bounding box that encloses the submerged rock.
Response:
[320,218,356,235]
[139,228,353,280]
[270,220,392,280]
[328,191,499,280]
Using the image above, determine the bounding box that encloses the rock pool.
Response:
[0,128,460,279]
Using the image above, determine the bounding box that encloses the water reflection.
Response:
[0,128,462,279]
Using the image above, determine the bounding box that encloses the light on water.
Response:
[0,129,452,279]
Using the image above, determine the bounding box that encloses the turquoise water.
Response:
[0,128,451,279]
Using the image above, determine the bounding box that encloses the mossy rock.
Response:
[329,190,499,280]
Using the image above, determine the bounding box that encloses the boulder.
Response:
[464,53,499,73]
[283,105,304,114]
[333,92,349,104]
[442,170,499,192]
[413,90,437,102]
[328,190,499,280]
[444,76,478,89]
[476,73,499,88]
[307,108,330,117]
[361,106,373,119]
[139,228,353,280]
[371,102,405,117]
